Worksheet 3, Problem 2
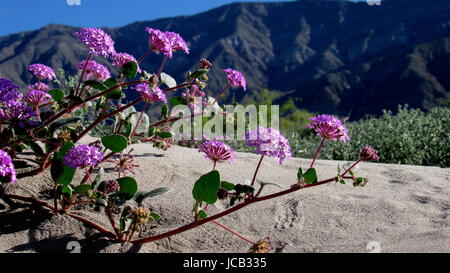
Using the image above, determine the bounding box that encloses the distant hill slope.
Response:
[0,0,449,119]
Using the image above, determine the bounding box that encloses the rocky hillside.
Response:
[0,0,449,119]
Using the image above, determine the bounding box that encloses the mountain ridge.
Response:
[0,0,449,119]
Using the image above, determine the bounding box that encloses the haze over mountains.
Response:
[0,0,449,119]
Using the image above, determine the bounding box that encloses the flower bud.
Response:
[360,146,379,161]
[199,58,212,70]
[217,188,229,200]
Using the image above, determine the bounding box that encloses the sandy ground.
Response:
[0,140,449,253]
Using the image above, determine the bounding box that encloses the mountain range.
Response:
[0,0,449,119]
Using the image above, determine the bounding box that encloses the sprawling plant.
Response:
[0,27,378,252]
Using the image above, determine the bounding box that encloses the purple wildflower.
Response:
[0,100,36,121]
[24,90,52,108]
[0,78,21,102]
[28,64,56,81]
[245,127,292,164]
[135,83,167,104]
[0,150,16,183]
[77,60,111,81]
[63,144,104,169]
[111,52,141,72]
[73,27,116,57]
[28,82,50,92]
[360,146,379,162]
[145,28,189,58]
[199,140,236,164]
[223,68,246,91]
[307,115,350,142]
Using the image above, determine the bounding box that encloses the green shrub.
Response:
[287,106,450,167]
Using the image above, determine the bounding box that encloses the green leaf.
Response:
[192,170,221,204]
[148,126,156,137]
[119,206,133,232]
[56,142,75,160]
[221,181,235,191]
[297,167,303,180]
[170,96,187,107]
[122,61,138,79]
[150,212,161,221]
[197,210,208,219]
[84,80,108,91]
[48,89,65,102]
[161,104,169,119]
[102,78,122,100]
[160,72,176,88]
[124,120,133,138]
[101,134,128,153]
[51,142,76,186]
[74,185,92,196]
[117,177,138,200]
[188,69,209,80]
[103,78,117,88]
[156,131,173,139]
[61,185,73,198]
[303,168,318,184]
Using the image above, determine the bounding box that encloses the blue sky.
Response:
[0,0,366,36]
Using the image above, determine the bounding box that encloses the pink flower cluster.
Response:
[0,100,36,121]
[64,144,104,169]
[77,60,111,81]
[28,82,50,92]
[307,115,350,142]
[135,83,168,104]
[111,52,141,72]
[245,127,292,164]
[224,68,246,91]
[0,150,16,183]
[199,140,236,164]
[145,28,189,58]
[28,64,56,81]
[73,28,116,57]
[0,78,21,102]
[24,90,53,109]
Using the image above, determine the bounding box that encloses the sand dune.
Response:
[1,141,449,253]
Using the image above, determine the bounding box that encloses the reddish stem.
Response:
[309,137,325,169]
[75,53,92,97]
[131,103,148,137]
[212,84,230,106]
[211,221,256,245]
[157,56,168,77]
[137,49,152,64]
[341,159,361,177]
[250,155,265,187]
